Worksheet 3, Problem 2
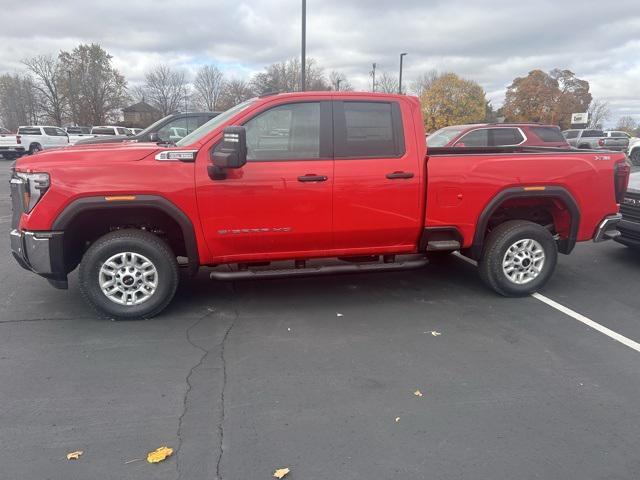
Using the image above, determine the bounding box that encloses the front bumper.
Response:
[10,229,68,289]
[615,219,640,249]
[593,214,622,242]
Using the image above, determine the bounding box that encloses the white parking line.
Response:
[531,293,640,353]
[452,252,640,353]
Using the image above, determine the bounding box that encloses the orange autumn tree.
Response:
[503,69,591,129]
[420,73,486,132]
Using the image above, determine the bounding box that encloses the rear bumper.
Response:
[0,146,26,157]
[615,219,640,249]
[10,229,68,289]
[593,214,622,242]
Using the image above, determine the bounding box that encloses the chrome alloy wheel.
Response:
[501,238,545,285]
[98,252,158,305]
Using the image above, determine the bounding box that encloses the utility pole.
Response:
[398,52,407,94]
[301,0,306,91]
[371,63,377,92]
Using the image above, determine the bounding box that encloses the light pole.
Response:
[301,0,306,91]
[398,52,407,94]
[371,63,377,92]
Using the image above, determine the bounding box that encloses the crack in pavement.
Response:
[215,310,237,480]
[175,308,238,480]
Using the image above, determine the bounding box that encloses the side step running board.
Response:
[210,258,428,281]
[426,240,461,251]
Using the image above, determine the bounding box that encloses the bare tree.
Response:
[218,78,253,110]
[0,73,40,130]
[329,71,353,91]
[587,99,611,128]
[410,69,439,97]
[193,65,226,111]
[143,65,187,116]
[615,115,638,134]
[252,58,329,94]
[22,54,66,125]
[376,71,399,94]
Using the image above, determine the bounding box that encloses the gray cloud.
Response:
[0,0,638,125]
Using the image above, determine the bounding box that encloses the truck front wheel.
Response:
[79,229,179,319]
[479,220,557,297]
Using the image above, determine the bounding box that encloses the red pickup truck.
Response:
[10,92,630,319]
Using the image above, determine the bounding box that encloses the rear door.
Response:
[332,100,422,251]
[196,100,334,261]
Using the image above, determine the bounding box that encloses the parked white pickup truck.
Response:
[65,126,95,145]
[628,138,640,166]
[0,129,26,160]
[90,126,132,137]
[17,126,69,154]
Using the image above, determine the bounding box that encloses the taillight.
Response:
[598,138,605,147]
[16,135,21,144]
[614,162,630,204]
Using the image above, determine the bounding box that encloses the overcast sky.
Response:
[1,0,638,126]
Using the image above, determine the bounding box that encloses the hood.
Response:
[628,171,640,193]
[75,135,133,145]
[15,141,161,171]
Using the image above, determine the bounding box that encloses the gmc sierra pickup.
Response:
[9,92,630,319]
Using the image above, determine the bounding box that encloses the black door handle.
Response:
[298,174,328,182]
[386,171,414,179]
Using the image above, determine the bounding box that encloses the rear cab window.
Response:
[18,127,42,135]
[92,127,117,135]
[334,101,405,158]
[583,130,604,137]
[563,130,578,139]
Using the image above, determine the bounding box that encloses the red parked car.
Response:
[10,92,628,319]
[427,123,569,148]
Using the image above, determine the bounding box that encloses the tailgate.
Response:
[0,134,18,146]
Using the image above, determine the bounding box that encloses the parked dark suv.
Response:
[75,112,221,145]
[616,171,640,250]
[427,123,569,148]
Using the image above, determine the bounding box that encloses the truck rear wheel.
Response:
[79,229,179,319]
[479,220,557,297]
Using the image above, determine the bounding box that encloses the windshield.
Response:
[176,99,256,146]
[426,126,467,147]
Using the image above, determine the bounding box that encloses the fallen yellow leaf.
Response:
[431,331,441,336]
[414,390,423,397]
[66,450,83,460]
[147,446,173,463]
[273,467,290,478]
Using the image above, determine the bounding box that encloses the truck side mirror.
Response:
[212,126,247,169]
[148,132,159,143]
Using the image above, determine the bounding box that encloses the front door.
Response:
[332,100,423,252]
[196,100,334,262]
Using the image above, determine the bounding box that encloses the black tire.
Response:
[478,220,557,297]
[29,143,42,154]
[578,144,590,149]
[79,229,179,320]
[630,148,640,167]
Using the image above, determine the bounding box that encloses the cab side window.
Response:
[244,102,321,161]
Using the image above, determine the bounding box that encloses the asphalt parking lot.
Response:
[1,164,639,480]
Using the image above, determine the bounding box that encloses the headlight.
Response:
[15,172,50,213]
